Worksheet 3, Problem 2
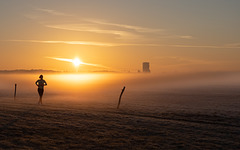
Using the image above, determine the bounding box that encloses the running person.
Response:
[35,75,47,105]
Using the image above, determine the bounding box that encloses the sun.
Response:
[72,58,81,67]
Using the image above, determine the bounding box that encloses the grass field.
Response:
[1,88,240,149]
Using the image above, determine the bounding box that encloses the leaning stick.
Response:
[117,86,126,109]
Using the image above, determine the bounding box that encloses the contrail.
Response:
[46,57,111,69]
[47,57,73,63]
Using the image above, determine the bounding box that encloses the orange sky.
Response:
[1,0,240,74]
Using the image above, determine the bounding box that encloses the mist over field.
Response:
[1,71,240,113]
[0,72,240,149]
[1,71,240,98]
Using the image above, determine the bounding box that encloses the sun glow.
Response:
[47,57,110,71]
[50,74,102,84]
[72,58,81,67]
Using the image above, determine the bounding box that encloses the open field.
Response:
[1,88,240,149]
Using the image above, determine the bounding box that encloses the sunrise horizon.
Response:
[1,0,240,149]
[1,0,240,74]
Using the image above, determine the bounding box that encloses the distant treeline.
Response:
[0,69,117,74]
[0,69,59,74]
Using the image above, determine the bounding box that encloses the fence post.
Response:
[117,86,126,109]
[14,83,17,100]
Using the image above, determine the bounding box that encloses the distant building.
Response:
[142,62,150,73]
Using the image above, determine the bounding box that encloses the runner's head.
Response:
[39,75,43,79]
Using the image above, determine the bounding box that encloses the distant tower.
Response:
[142,62,150,73]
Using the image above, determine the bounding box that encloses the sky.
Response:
[0,0,240,73]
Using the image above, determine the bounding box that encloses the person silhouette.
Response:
[35,75,47,105]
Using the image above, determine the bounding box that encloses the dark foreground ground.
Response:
[0,89,240,149]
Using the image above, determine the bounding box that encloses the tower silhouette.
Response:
[142,62,150,73]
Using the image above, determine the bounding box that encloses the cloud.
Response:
[45,24,140,40]
[24,8,194,41]
[224,43,240,48]
[24,8,73,21]
[45,21,193,41]
[85,19,165,33]
[6,40,115,47]
[3,40,240,49]
[179,36,194,39]
[36,8,72,16]
[168,44,240,49]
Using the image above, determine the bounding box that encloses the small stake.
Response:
[14,83,17,100]
[117,86,126,109]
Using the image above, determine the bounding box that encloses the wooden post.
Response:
[14,83,17,100]
[117,86,126,109]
